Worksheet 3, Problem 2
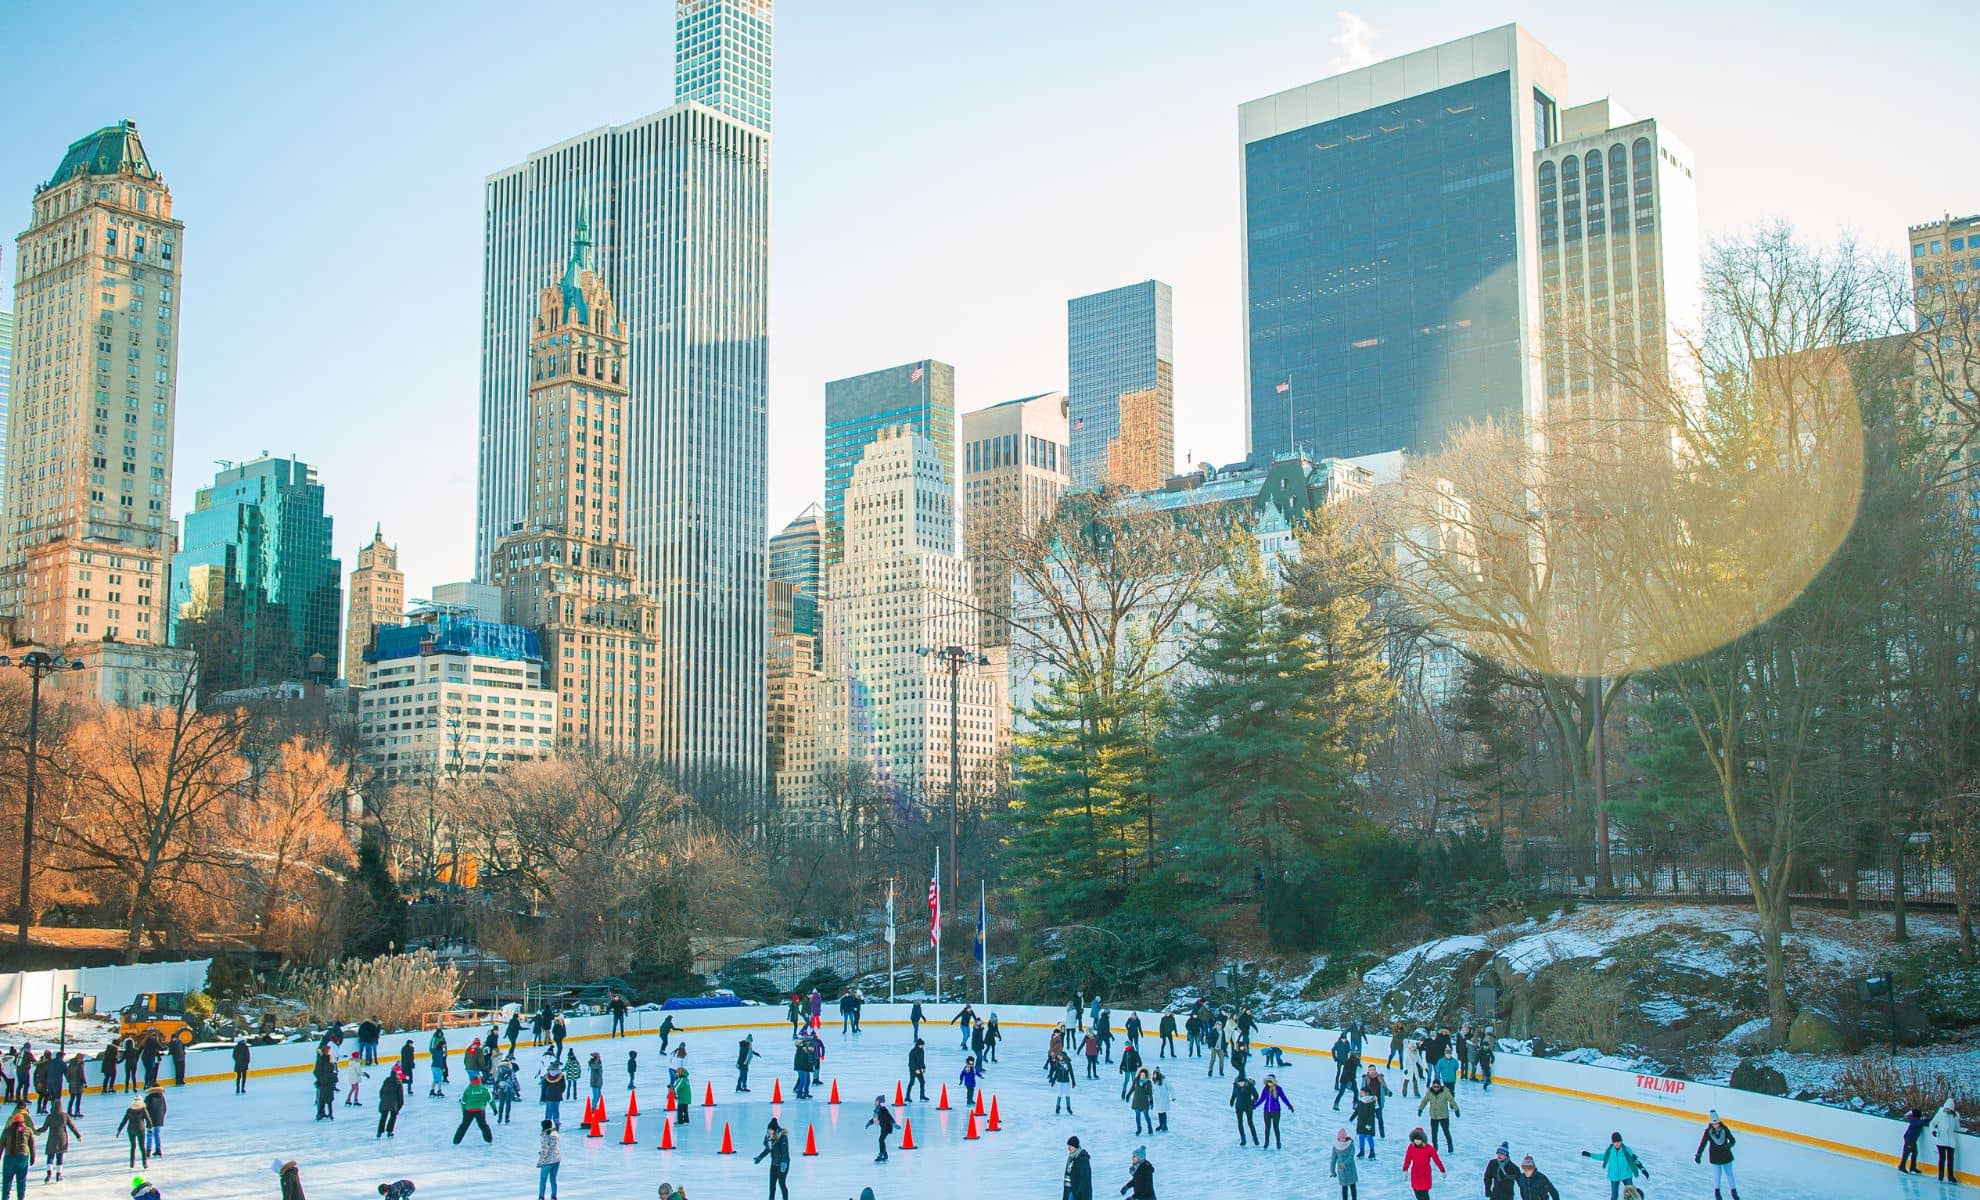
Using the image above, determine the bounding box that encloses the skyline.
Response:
[4,0,1976,605]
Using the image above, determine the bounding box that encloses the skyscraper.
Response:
[769,503,822,597]
[1068,281,1175,491]
[780,427,995,813]
[489,224,664,756]
[675,0,774,132]
[1240,26,1566,461]
[169,455,342,691]
[345,525,404,686]
[3,121,183,648]
[961,392,1070,648]
[1535,100,1698,418]
[823,360,955,564]
[478,4,770,780]
[0,310,12,523]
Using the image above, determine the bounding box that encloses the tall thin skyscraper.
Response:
[822,360,955,565]
[675,0,774,132]
[477,5,770,781]
[1240,26,1566,461]
[1067,281,1174,491]
[345,525,404,685]
[0,310,12,524]
[3,121,183,648]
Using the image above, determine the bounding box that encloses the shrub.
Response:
[183,991,215,1022]
[1891,944,1980,1028]
[294,950,461,1029]
[1540,964,1628,1053]
[1834,1055,1977,1120]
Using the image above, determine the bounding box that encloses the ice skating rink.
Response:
[23,1014,1948,1199]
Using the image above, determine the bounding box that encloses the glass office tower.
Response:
[1067,280,1175,491]
[1240,25,1567,461]
[822,360,955,565]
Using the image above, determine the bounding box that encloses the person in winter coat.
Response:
[100,1043,119,1095]
[551,1014,568,1059]
[985,1012,1003,1063]
[1082,1030,1102,1080]
[376,1181,415,1200]
[1332,1042,1361,1109]
[1331,1128,1360,1199]
[1258,1075,1294,1149]
[1929,1098,1962,1183]
[586,1052,604,1110]
[492,1059,519,1125]
[1118,1042,1143,1100]
[1157,1012,1177,1058]
[735,1037,760,1093]
[275,1158,306,1200]
[398,1041,416,1090]
[115,1096,151,1168]
[1582,1131,1649,1200]
[139,1034,162,1089]
[1151,1068,1172,1132]
[867,1095,897,1163]
[627,1049,638,1092]
[1351,1091,1380,1158]
[1049,1051,1078,1114]
[36,1108,78,1182]
[1063,1136,1094,1200]
[130,1178,161,1200]
[1360,1065,1390,1138]
[540,1064,567,1129]
[791,1036,815,1100]
[453,1072,493,1144]
[671,1070,692,1126]
[908,1000,924,1043]
[1403,1031,1426,1098]
[907,1038,929,1101]
[1402,1127,1446,1199]
[343,1054,367,1107]
[1128,1068,1155,1136]
[1901,1107,1929,1174]
[142,1085,166,1157]
[1695,1110,1739,1199]
[961,1057,983,1110]
[1417,1080,1458,1152]
[230,1039,251,1095]
[377,1066,406,1138]
[1474,1036,1497,1090]
[62,1054,85,1116]
[536,1119,562,1200]
[754,1118,791,1200]
[428,1030,449,1095]
[1229,1075,1261,1147]
[1517,1155,1561,1200]
[121,1037,140,1092]
[312,1049,338,1120]
[1484,1142,1519,1200]
[1120,1145,1155,1199]
[0,1110,34,1199]
[1205,1020,1226,1077]
[168,1037,186,1087]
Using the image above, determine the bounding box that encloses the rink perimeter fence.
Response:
[123,1001,1967,1182]
[0,957,212,1024]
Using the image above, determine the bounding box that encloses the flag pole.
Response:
[887,877,896,1004]
[980,879,989,1007]
[934,846,942,1003]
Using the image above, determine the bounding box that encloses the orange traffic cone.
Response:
[581,1096,596,1124]
[893,1080,905,1106]
[718,1122,736,1154]
[973,1090,985,1117]
[703,1082,715,1108]
[937,1084,950,1111]
[621,1112,638,1144]
[586,1109,604,1139]
[899,1117,916,1150]
[828,1078,841,1104]
[988,1095,1001,1131]
[658,1119,674,1150]
[965,1111,980,1140]
[665,1086,676,1112]
[802,1124,818,1156]
[627,1089,640,1117]
[771,1078,783,1103]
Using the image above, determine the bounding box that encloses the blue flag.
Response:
[972,890,986,964]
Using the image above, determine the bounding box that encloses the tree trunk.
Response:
[1893,842,1908,943]
[1759,903,1791,1045]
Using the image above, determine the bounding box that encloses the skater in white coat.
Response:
[1928,1098,1962,1184]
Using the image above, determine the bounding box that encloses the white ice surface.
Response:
[16,1018,1941,1200]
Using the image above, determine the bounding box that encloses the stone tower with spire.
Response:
[345,523,403,685]
[489,221,661,754]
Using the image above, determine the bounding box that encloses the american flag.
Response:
[1072,417,1084,431]
[1275,377,1292,395]
[910,364,925,384]
[928,871,941,946]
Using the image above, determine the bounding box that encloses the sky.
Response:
[4,0,1977,603]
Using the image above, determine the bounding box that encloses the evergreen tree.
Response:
[343,833,407,959]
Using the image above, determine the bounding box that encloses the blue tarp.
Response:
[661,995,745,1011]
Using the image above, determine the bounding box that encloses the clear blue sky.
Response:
[5,0,1975,602]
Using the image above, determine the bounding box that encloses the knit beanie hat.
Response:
[1497,1142,1511,1155]
[1336,1129,1352,1146]
[270,1159,286,1176]
[1522,1155,1536,1167]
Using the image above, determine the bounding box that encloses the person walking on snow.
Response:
[1401,1127,1446,1199]
[1582,1131,1649,1200]
[1331,1128,1359,1200]
[1694,1110,1739,1199]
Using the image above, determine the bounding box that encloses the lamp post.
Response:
[1666,821,1679,894]
[917,644,987,917]
[2,650,85,968]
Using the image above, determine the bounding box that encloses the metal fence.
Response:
[1524,842,1960,907]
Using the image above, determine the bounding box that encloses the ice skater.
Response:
[1929,1099,1962,1183]
[1259,1074,1294,1149]
[1331,1128,1359,1199]
[1581,1131,1649,1200]
[1151,1067,1172,1132]
[1063,1136,1093,1200]
[537,1119,561,1200]
[142,1085,166,1158]
[1230,1074,1260,1146]
[453,1072,493,1144]
[36,1108,78,1182]
[906,1038,928,1102]
[1402,1127,1446,1199]
[1049,1050,1077,1114]
[867,1095,897,1163]
[1129,1067,1154,1135]
[1121,1145,1155,1199]
[114,1095,150,1168]
[1484,1142,1518,1200]
[961,1056,981,1109]
[735,1036,760,1093]
[377,1065,406,1138]
[1417,1079,1458,1153]
[753,1118,791,1200]
[1694,1110,1738,1199]
[344,1053,368,1106]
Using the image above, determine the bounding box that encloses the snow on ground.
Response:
[3,1014,119,1054]
[14,1016,1933,1200]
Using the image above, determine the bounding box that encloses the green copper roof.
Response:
[46,120,157,190]
[559,214,594,324]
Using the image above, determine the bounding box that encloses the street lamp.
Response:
[2,650,85,968]
[917,644,988,916]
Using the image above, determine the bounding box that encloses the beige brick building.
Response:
[345,525,404,685]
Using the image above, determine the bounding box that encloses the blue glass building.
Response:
[169,455,341,690]
[1068,280,1174,490]
[1241,25,1567,462]
[822,360,955,564]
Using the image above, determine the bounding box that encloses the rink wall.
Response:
[170,1001,1966,1178]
